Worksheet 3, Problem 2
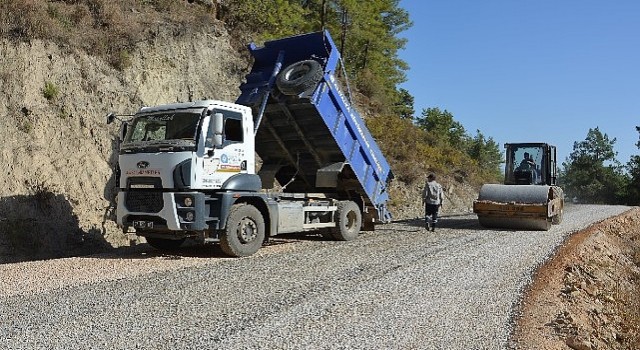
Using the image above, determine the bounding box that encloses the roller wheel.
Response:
[552,208,564,225]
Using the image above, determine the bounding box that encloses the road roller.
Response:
[473,143,564,230]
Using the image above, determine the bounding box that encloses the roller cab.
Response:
[473,143,564,230]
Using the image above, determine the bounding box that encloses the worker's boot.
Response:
[431,222,436,232]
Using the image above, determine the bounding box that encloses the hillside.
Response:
[0,2,478,262]
[0,3,248,261]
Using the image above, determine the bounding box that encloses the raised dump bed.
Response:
[236,31,393,223]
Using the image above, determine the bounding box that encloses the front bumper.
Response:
[117,191,208,231]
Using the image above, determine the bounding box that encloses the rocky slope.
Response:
[0,23,246,262]
[512,206,640,349]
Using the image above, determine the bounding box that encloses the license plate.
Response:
[133,220,154,229]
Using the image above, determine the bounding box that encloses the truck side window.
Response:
[207,109,243,147]
[225,118,243,142]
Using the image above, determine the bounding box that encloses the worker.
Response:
[519,152,536,170]
[422,173,444,231]
[518,152,539,183]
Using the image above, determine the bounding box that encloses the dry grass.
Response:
[0,0,218,69]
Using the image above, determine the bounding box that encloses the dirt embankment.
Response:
[512,206,640,350]
[0,24,245,262]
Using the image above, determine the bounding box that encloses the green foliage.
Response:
[116,50,133,70]
[410,107,502,184]
[626,126,640,205]
[393,88,414,120]
[467,130,503,180]
[366,111,501,187]
[416,108,468,148]
[43,81,59,100]
[560,127,629,204]
[222,0,310,39]
[223,0,411,114]
[366,114,439,183]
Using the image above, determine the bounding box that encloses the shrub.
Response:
[43,81,59,100]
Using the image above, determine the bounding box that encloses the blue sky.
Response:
[398,1,639,167]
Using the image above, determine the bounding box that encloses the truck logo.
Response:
[137,161,150,169]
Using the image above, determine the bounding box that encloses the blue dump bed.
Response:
[236,31,393,223]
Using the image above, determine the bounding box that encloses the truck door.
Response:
[202,109,249,189]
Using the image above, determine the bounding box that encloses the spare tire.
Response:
[276,59,323,96]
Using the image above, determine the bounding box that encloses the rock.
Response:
[566,336,593,350]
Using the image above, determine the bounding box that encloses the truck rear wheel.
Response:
[276,59,323,95]
[331,201,362,241]
[220,204,265,257]
[146,237,185,251]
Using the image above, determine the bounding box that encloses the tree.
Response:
[467,130,503,179]
[626,126,640,205]
[242,0,411,115]
[393,88,414,119]
[561,127,627,204]
[415,107,468,148]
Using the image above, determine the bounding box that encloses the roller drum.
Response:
[478,184,551,204]
[474,184,556,231]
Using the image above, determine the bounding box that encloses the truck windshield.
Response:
[125,111,201,144]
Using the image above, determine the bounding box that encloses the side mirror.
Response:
[213,112,224,148]
[106,112,116,124]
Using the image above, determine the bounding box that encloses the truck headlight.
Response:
[183,197,193,207]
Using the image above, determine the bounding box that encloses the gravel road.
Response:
[0,204,631,349]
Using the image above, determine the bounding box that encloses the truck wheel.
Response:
[332,201,362,241]
[276,59,323,95]
[146,237,185,251]
[220,204,265,257]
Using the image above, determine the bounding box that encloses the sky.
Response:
[398,0,639,167]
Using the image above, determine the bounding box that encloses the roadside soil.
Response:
[511,206,640,350]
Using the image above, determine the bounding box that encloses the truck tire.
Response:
[220,203,265,257]
[276,59,323,96]
[146,237,185,251]
[331,200,362,241]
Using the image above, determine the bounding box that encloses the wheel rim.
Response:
[237,217,258,243]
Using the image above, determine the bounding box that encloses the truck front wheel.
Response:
[331,201,362,241]
[220,204,265,257]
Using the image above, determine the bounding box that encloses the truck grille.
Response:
[125,191,164,213]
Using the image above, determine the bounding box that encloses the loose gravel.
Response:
[0,204,631,349]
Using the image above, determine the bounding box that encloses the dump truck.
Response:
[472,142,564,230]
[107,31,393,257]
